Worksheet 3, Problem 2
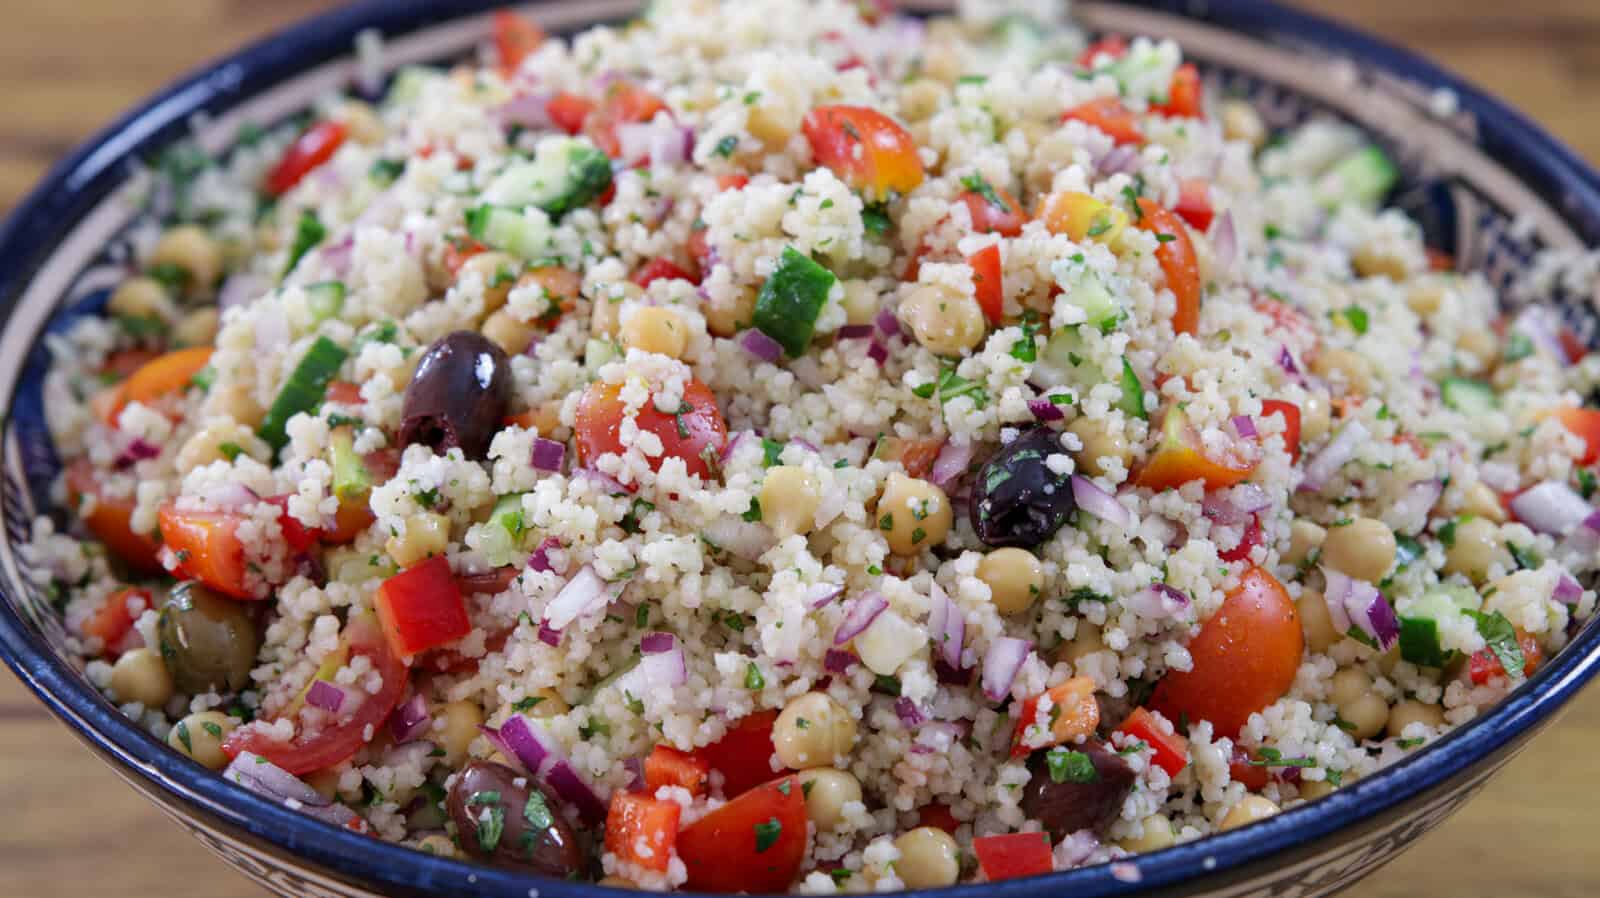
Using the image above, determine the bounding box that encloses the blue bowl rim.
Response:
[0,1,1598,896]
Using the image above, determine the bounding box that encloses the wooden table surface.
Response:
[3,2,1598,896]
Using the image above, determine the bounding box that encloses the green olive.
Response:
[157,582,259,694]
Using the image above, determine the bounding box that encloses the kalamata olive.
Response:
[1019,740,1137,839]
[400,331,512,459]
[447,760,584,876]
[157,582,259,694]
[970,426,1076,548]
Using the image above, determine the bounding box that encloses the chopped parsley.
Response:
[1466,609,1525,680]
[911,365,989,408]
[1438,518,1459,548]
[413,486,441,509]
[218,442,243,462]
[745,662,766,690]
[1396,737,1426,749]
[753,818,783,853]
[283,209,327,277]
[861,203,891,237]
[1508,542,1542,571]
[761,437,785,467]
[524,790,553,829]
[1246,747,1316,768]
[959,173,1010,213]
[512,696,546,712]
[1335,304,1370,335]
[174,721,193,753]
[742,496,763,522]
[369,158,407,185]
[1580,468,1598,500]
[713,136,739,158]
[1045,748,1098,783]
[467,792,506,853]
[872,674,902,696]
[621,497,656,534]
[1503,332,1534,363]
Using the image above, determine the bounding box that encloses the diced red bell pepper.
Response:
[374,556,471,658]
[1173,178,1215,231]
[1219,514,1263,564]
[698,709,783,797]
[265,121,348,197]
[546,92,594,135]
[1011,676,1099,757]
[677,775,806,893]
[1560,327,1589,364]
[1468,630,1543,685]
[587,81,669,159]
[644,744,711,796]
[1077,34,1128,68]
[159,504,257,600]
[606,791,681,874]
[1259,399,1302,464]
[1115,707,1189,778]
[968,244,1004,325]
[1153,63,1204,118]
[1062,97,1143,146]
[918,803,960,834]
[633,257,696,289]
[81,587,150,657]
[972,832,1053,882]
[493,10,545,77]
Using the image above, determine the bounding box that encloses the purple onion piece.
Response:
[1212,210,1238,270]
[387,692,429,744]
[1231,415,1257,439]
[935,657,973,686]
[867,340,888,366]
[528,536,563,575]
[530,438,566,472]
[623,756,646,792]
[1555,573,1584,605]
[894,697,928,727]
[640,631,675,654]
[875,307,901,339]
[545,759,607,824]
[537,621,562,647]
[305,680,346,713]
[498,714,555,776]
[1071,475,1133,530]
[1300,421,1368,492]
[928,582,965,671]
[808,583,845,609]
[834,593,888,645]
[823,649,857,673]
[1278,344,1301,378]
[981,637,1032,702]
[929,440,972,488]
[1509,481,1592,536]
[1028,397,1065,421]
[740,328,784,363]
[836,324,875,340]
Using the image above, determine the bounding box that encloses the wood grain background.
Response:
[2,2,1597,896]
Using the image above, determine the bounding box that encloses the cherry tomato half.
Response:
[1136,198,1201,336]
[801,105,925,201]
[66,459,162,575]
[677,775,807,893]
[575,378,728,481]
[265,121,348,197]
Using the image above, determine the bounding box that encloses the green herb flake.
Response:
[1045,748,1098,783]
[174,721,193,753]
[959,173,1010,213]
[1466,609,1526,681]
[1246,747,1317,768]
[861,203,891,238]
[714,136,740,159]
[218,442,244,462]
[284,209,327,278]
[524,790,553,829]
[744,662,766,690]
[753,818,783,853]
[512,696,546,712]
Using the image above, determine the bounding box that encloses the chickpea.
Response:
[893,827,960,889]
[702,288,755,337]
[340,100,386,145]
[417,834,459,858]
[1329,667,1372,707]
[1443,517,1505,583]
[173,307,221,347]
[900,79,945,123]
[899,284,985,356]
[1406,283,1445,318]
[1298,778,1337,801]
[1456,328,1498,366]
[773,692,856,769]
[976,548,1042,616]
[109,648,174,707]
[1376,644,1402,676]
[1462,482,1507,523]
[207,382,265,428]
[1297,589,1339,654]
[746,105,795,149]
[1339,692,1390,741]
[840,280,879,326]
[108,276,176,322]
[1319,517,1396,583]
[482,308,538,356]
[1056,622,1104,667]
[1068,416,1132,478]
[1386,700,1445,738]
[876,473,953,555]
[1351,245,1409,281]
[1218,795,1279,831]
[458,251,520,313]
[797,767,862,830]
[621,307,691,359]
[591,283,640,338]
[435,701,484,766]
[1285,520,1327,568]
[760,466,820,537]
[1219,99,1267,151]
[1300,391,1333,443]
[150,225,224,294]
[1310,347,1373,395]
[176,421,267,472]
[168,710,237,770]
[386,512,451,567]
[1118,814,1176,853]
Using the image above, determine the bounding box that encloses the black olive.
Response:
[399,331,512,459]
[1019,740,1137,839]
[446,761,585,876]
[970,426,1075,548]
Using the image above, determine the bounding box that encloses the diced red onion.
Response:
[544,565,611,630]
[529,438,566,472]
[1202,483,1270,525]
[720,430,752,462]
[836,324,875,340]
[1098,144,1141,175]
[528,536,563,575]
[575,467,630,496]
[641,631,675,654]
[808,583,845,609]
[740,328,784,363]
[823,649,857,673]
[218,272,266,311]
[619,641,688,693]
[1124,584,1191,618]
[1300,421,1368,492]
[875,307,901,339]
[1479,462,1520,494]
[935,657,973,686]
[1510,481,1593,535]
[930,440,972,487]
[981,637,1032,702]
[387,693,429,744]
[834,593,888,645]
[1510,305,1566,361]
[224,752,331,808]
[537,621,561,646]
[545,759,606,824]
[702,515,775,562]
[894,697,928,727]
[202,481,261,511]
[305,680,346,712]
[1071,475,1132,530]
[1390,480,1442,529]
[302,801,364,830]
[1028,397,1066,421]
[1212,210,1237,270]
[1321,567,1357,635]
[114,438,162,470]
[498,714,555,776]
[1555,573,1584,605]
[496,93,555,130]
[623,756,645,792]
[1230,415,1257,439]
[321,235,355,279]
[1350,588,1400,651]
[927,582,965,670]
[867,340,888,366]
[1277,344,1301,378]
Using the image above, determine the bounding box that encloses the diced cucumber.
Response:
[584,337,621,376]
[259,336,348,454]
[1031,327,1086,389]
[1440,377,1497,415]
[305,281,346,325]
[753,247,836,357]
[1316,145,1398,209]
[477,493,529,567]
[1397,587,1477,667]
[329,426,370,501]
[1397,616,1449,668]
[483,138,613,220]
[492,493,527,540]
[465,205,558,262]
[283,209,326,278]
[1056,269,1122,331]
[1118,356,1146,420]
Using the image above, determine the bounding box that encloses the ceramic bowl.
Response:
[2,2,1598,896]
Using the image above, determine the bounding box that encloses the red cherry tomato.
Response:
[222,613,407,774]
[698,709,784,798]
[801,105,925,201]
[918,803,960,834]
[1115,707,1189,777]
[1062,97,1143,146]
[265,121,348,197]
[677,775,807,893]
[1259,399,1302,463]
[633,257,697,288]
[493,10,545,77]
[1077,34,1129,68]
[1136,198,1201,336]
[546,92,594,135]
[65,459,163,575]
[1149,566,1303,739]
[575,378,728,480]
[1229,744,1270,791]
[972,832,1053,881]
[644,744,711,796]
[1173,178,1215,231]
[1219,514,1263,564]
[586,81,669,159]
[158,504,258,600]
[442,237,489,277]
[1556,407,1600,465]
[957,185,1027,237]
[81,587,151,658]
[1153,63,1204,118]
[606,791,680,874]
[968,244,1004,325]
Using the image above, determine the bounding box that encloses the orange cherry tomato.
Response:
[644,744,711,796]
[265,121,348,197]
[677,775,807,893]
[1259,399,1302,464]
[492,9,545,77]
[586,81,669,159]
[801,105,925,201]
[1061,97,1143,146]
[546,91,594,135]
[1556,407,1600,465]
[1136,198,1201,336]
[157,504,258,600]
[1135,406,1260,492]
[100,349,160,380]
[957,185,1027,236]
[1149,566,1303,739]
[1011,676,1099,758]
[1153,63,1204,118]
[968,244,1004,325]
[698,709,784,798]
[223,613,407,774]
[65,459,163,574]
[1115,707,1189,777]
[105,347,213,426]
[575,378,727,480]
[81,587,151,657]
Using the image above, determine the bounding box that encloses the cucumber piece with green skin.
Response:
[465,205,558,262]
[1056,268,1122,331]
[1441,376,1497,415]
[304,281,346,325]
[491,493,527,540]
[753,247,836,356]
[1316,145,1398,208]
[1398,616,1450,668]
[328,426,370,501]
[478,493,529,567]
[1118,356,1147,420]
[483,138,613,220]
[584,337,621,377]
[1397,588,1477,667]
[1030,327,1086,389]
[259,336,348,454]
